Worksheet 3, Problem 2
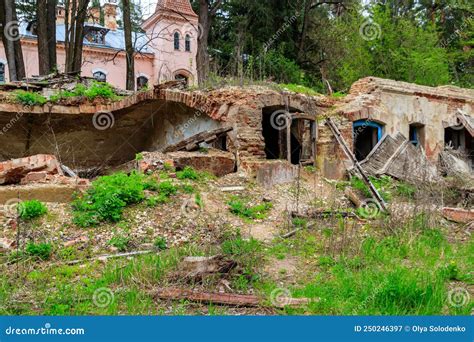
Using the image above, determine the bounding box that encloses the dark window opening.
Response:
[174,32,180,50]
[0,63,5,84]
[445,126,473,168]
[409,123,425,147]
[185,34,191,52]
[93,71,107,82]
[353,120,383,161]
[137,76,148,90]
[175,73,188,85]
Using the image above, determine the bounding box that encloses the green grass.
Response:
[227,196,273,221]
[277,83,320,96]
[18,200,48,220]
[25,242,52,260]
[260,222,473,315]
[72,172,165,227]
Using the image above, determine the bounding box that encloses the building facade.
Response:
[0,0,199,89]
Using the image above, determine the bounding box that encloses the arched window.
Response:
[93,71,107,82]
[185,34,191,52]
[175,73,188,85]
[0,63,5,84]
[137,76,148,90]
[174,32,180,50]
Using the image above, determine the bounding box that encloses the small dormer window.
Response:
[93,71,107,82]
[84,25,109,45]
[174,32,180,50]
[137,76,148,90]
[185,34,191,52]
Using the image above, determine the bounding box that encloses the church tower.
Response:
[142,0,199,85]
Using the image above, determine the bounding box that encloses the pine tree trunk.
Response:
[123,0,135,90]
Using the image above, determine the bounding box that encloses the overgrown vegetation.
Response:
[18,200,48,221]
[227,196,273,221]
[72,172,161,227]
[15,91,47,106]
[25,242,52,260]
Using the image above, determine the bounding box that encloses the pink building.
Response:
[0,0,199,89]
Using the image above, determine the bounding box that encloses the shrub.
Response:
[227,197,272,220]
[108,235,130,252]
[176,166,199,180]
[84,81,118,101]
[18,200,48,220]
[26,242,52,260]
[15,91,47,106]
[158,181,178,197]
[72,172,153,227]
[153,237,167,251]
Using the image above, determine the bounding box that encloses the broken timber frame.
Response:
[325,117,388,211]
[163,126,233,153]
[285,112,318,165]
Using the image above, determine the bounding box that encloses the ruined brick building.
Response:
[0,77,472,189]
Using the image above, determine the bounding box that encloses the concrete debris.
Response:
[63,236,90,248]
[442,207,474,224]
[111,149,235,177]
[356,133,440,183]
[220,186,245,192]
[0,154,63,185]
[0,238,16,252]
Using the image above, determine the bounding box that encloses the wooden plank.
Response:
[163,126,233,153]
[154,288,262,307]
[325,118,388,211]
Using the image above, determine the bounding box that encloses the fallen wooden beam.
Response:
[153,288,313,308]
[292,209,357,219]
[154,288,262,307]
[163,127,233,153]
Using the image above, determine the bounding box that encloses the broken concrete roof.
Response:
[348,77,474,102]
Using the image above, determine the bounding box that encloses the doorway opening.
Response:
[262,106,316,165]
